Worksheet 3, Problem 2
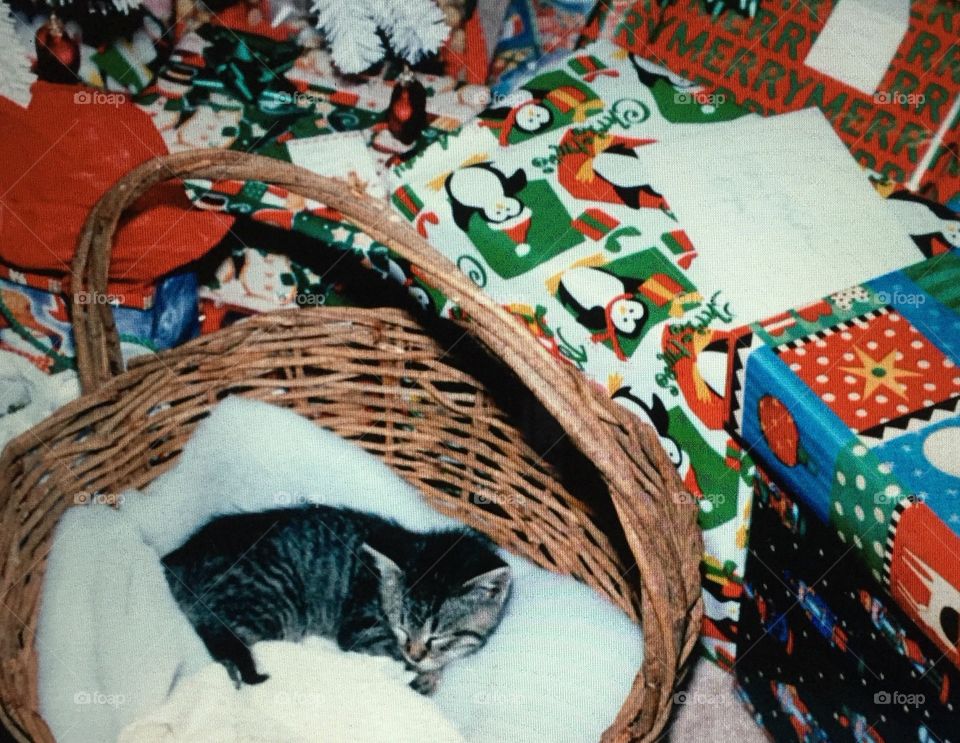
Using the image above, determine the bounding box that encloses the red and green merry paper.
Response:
[606,0,960,200]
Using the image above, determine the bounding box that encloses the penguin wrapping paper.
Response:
[387,38,933,667]
[736,474,960,743]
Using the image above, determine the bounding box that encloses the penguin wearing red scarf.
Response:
[556,266,648,361]
[481,71,604,146]
[555,130,668,211]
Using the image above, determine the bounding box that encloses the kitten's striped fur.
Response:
[162,505,511,693]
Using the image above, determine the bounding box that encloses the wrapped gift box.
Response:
[488,0,599,94]
[736,472,959,742]
[738,251,960,668]
[609,0,960,199]
[0,272,199,374]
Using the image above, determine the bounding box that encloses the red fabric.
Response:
[0,82,233,290]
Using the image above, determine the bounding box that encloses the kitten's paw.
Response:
[225,661,269,688]
[242,671,270,686]
[410,670,440,695]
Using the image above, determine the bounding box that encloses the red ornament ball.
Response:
[387,70,428,146]
[35,15,81,85]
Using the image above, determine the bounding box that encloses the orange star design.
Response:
[841,347,920,399]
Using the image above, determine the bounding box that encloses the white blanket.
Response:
[37,396,643,743]
[118,638,465,743]
[0,352,79,454]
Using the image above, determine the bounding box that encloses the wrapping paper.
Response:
[488,0,597,95]
[0,273,199,374]
[577,0,659,51]
[132,24,488,333]
[736,473,959,742]
[738,250,960,668]
[387,41,945,666]
[139,25,487,180]
[615,0,960,199]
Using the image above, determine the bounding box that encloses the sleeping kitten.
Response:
[162,505,511,694]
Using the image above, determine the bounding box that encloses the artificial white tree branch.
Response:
[311,0,450,74]
[0,0,36,107]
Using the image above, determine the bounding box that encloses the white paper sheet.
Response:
[652,109,921,323]
[804,0,909,96]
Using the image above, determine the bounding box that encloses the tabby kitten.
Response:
[162,505,511,694]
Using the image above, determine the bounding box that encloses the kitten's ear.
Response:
[361,544,402,580]
[462,566,511,603]
[362,544,404,617]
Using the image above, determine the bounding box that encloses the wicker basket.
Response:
[0,150,702,742]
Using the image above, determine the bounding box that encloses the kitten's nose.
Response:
[405,640,428,663]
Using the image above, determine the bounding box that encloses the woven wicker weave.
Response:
[0,150,702,742]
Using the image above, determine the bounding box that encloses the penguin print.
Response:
[368,251,437,314]
[481,89,555,145]
[492,90,554,136]
[445,163,533,257]
[555,130,668,211]
[628,52,696,93]
[626,52,749,125]
[479,70,603,145]
[556,266,648,360]
[611,386,684,467]
[885,191,960,257]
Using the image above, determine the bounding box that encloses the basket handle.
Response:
[71,149,702,741]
